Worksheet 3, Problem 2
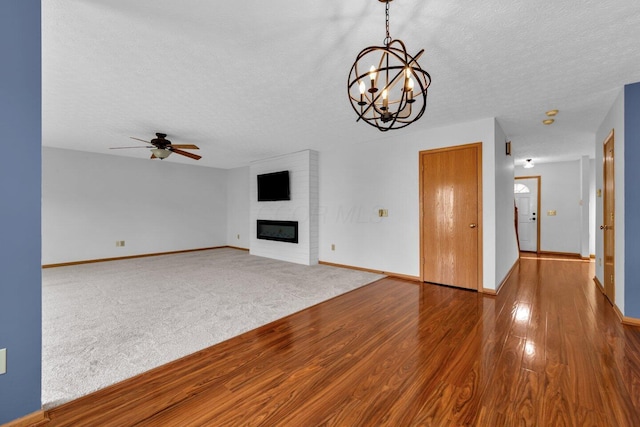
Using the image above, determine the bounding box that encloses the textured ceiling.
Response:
[42,1,640,168]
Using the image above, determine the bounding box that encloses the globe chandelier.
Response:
[348,0,431,131]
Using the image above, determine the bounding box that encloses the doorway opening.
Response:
[515,176,541,253]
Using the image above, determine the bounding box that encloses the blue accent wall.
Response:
[625,82,640,319]
[0,1,42,423]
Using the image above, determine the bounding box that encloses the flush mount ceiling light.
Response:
[347,0,431,131]
[542,118,555,125]
[524,159,534,168]
[546,109,559,117]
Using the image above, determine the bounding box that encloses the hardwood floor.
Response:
[40,257,640,426]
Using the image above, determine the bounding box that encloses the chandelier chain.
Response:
[384,1,391,46]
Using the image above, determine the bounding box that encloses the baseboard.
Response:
[519,251,590,262]
[226,246,249,252]
[483,258,520,296]
[593,277,639,326]
[2,410,48,427]
[538,251,582,258]
[613,304,624,323]
[42,246,230,268]
[318,261,420,282]
[610,302,640,327]
[622,315,640,327]
[593,276,604,293]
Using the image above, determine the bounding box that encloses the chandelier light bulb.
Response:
[358,81,367,106]
[407,77,414,101]
[403,69,410,90]
[369,66,378,93]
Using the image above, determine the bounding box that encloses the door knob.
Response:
[469,223,477,228]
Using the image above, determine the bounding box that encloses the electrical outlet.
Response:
[331,244,335,251]
[0,348,6,375]
[547,210,557,216]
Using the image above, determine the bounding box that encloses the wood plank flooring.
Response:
[40,257,640,426]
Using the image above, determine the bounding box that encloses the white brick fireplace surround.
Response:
[249,150,319,265]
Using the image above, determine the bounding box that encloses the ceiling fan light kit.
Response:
[347,0,431,131]
[151,148,171,159]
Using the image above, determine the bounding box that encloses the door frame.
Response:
[514,176,541,253]
[419,142,483,290]
[603,129,615,305]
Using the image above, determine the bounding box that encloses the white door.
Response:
[514,177,539,252]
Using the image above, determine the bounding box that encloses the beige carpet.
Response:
[42,248,384,408]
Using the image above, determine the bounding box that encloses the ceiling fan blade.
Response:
[109,146,154,149]
[170,147,201,160]
[169,144,200,150]
[130,137,151,143]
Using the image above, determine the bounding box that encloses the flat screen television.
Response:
[257,170,290,201]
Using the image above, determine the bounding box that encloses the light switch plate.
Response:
[0,348,6,375]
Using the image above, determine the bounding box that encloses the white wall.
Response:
[494,121,520,288]
[226,166,250,248]
[580,155,590,258]
[595,88,625,312]
[249,150,319,265]
[516,160,581,254]
[318,117,502,289]
[42,147,228,264]
[589,159,596,255]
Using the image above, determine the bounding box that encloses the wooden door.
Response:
[514,177,540,252]
[603,130,615,304]
[420,143,482,290]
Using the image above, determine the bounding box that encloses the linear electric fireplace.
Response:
[256,220,298,244]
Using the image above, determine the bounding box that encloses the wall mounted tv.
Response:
[257,170,290,201]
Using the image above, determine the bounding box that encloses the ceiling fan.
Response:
[110,133,202,160]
